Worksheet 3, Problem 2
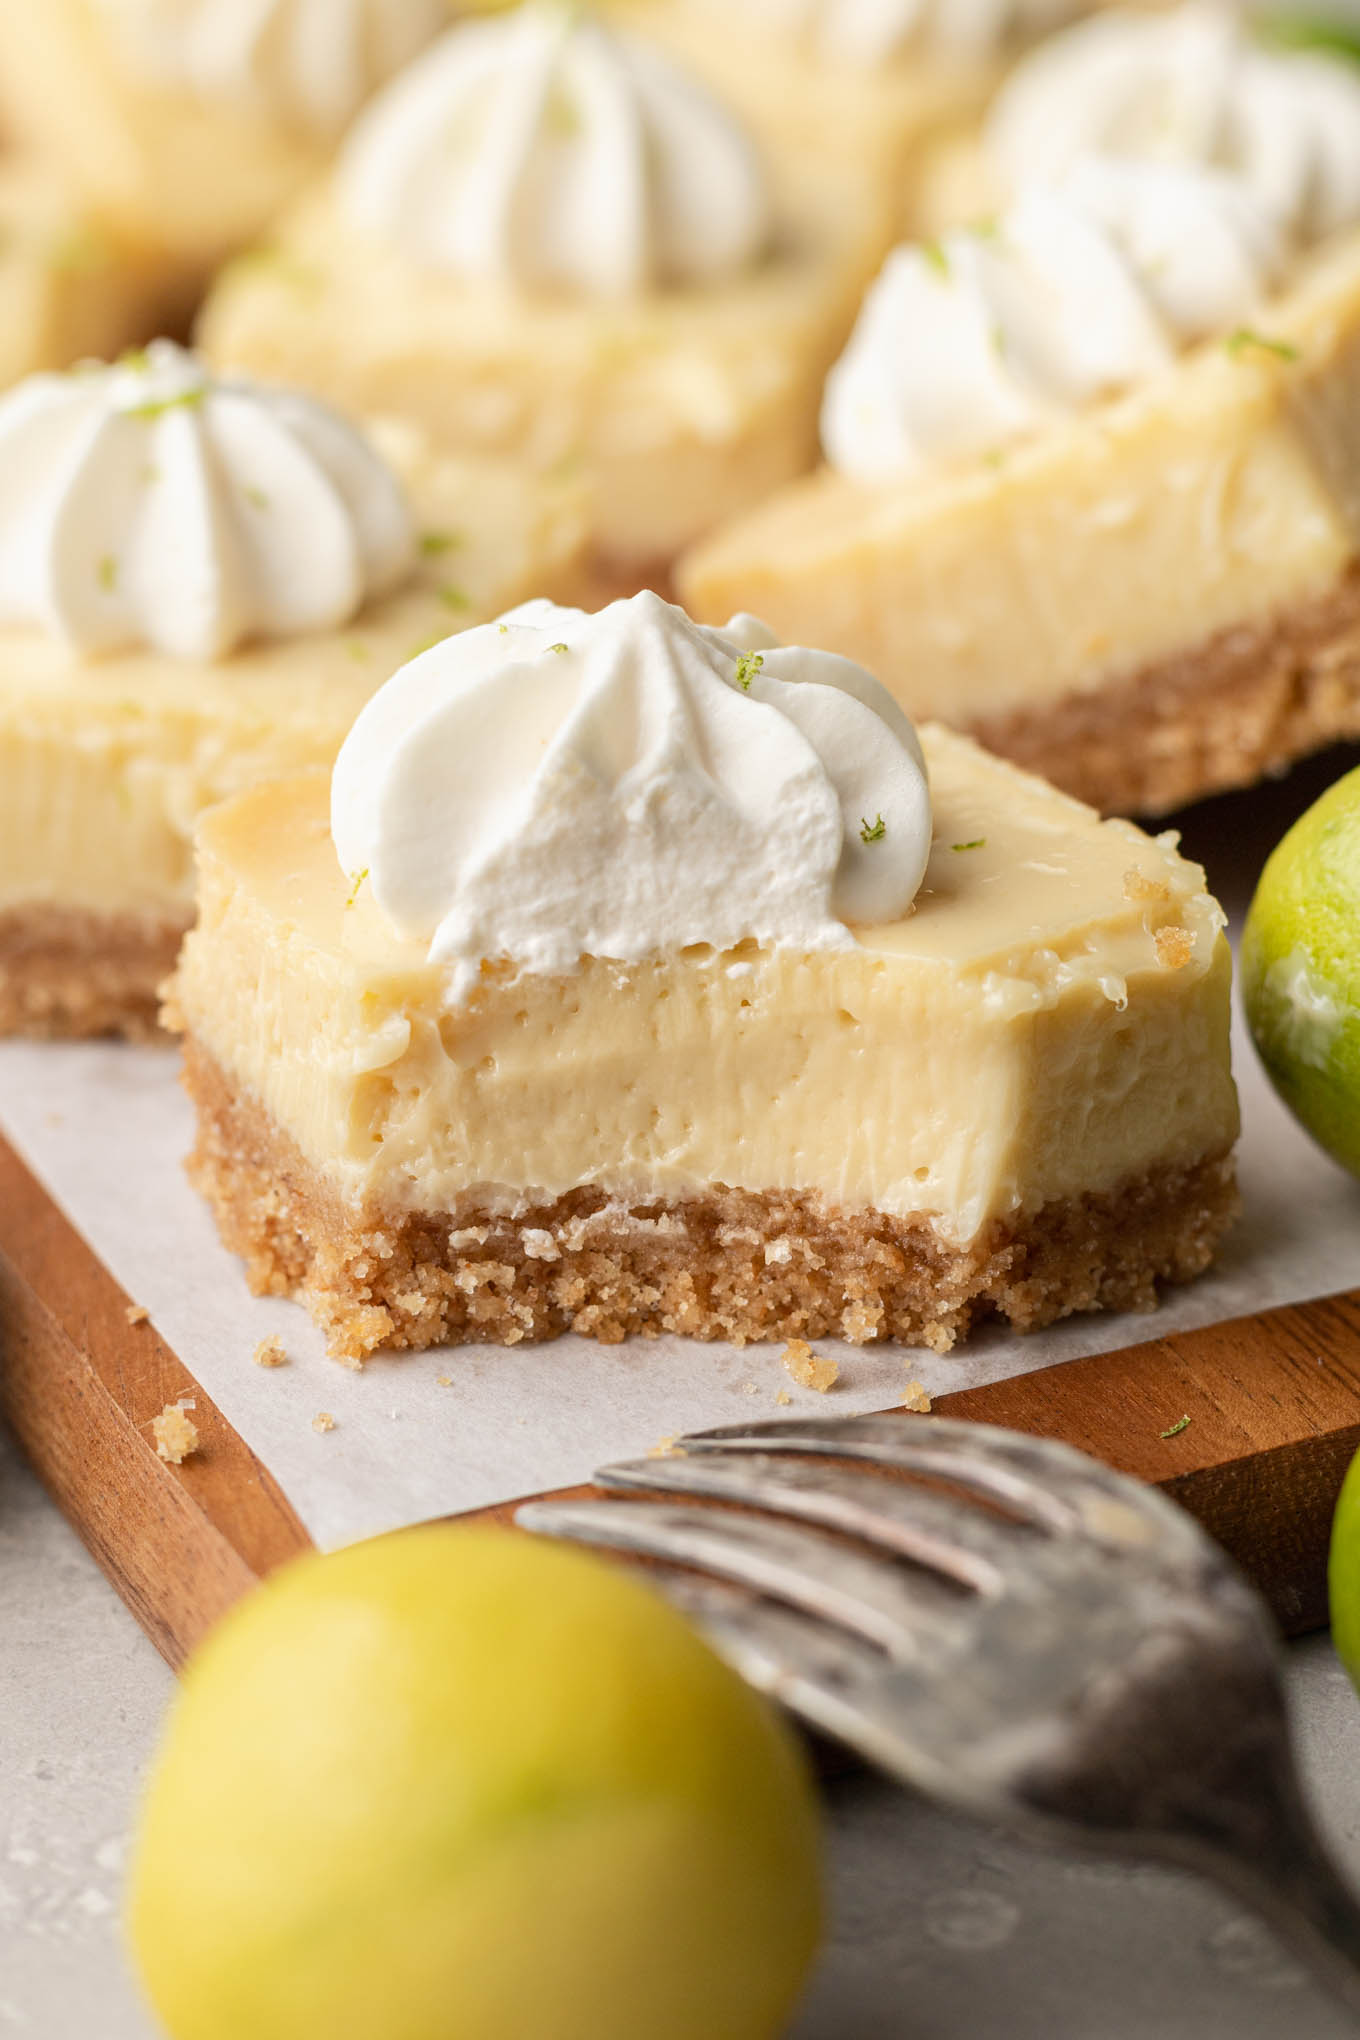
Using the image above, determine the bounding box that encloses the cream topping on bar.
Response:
[681,0,1081,65]
[0,342,415,661]
[96,0,446,134]
[821,156,1284,482]
[989,2,1360,243]
[330,591,932,999]
[338,4,770,296]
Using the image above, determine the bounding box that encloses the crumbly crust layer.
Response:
[974,560,1360,817]
[182,1034,1240,1365]
[0,905,187,1042]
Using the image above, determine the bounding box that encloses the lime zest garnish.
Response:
[1160,1415,1191,1439]
[344,867,369,910]
[439,584,471,612]
[1224,327,1299,364]
[734,650,764,692]
[245,485,270,510]
[548,641,569,654]
[97,555,118,592]
[345,639,370,663]
[1256,13,1360,61]
[126,386,207,422]
[420,530,461,556]
[860,814,887,844]
[921,237,950,279]
[952,838,985,851]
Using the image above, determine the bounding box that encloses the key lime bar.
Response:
[167,715,1238,1362]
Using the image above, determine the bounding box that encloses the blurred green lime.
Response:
[127,1523,823,2040]
[1330,1446,1360,1693]
[1241,763,1360,1178]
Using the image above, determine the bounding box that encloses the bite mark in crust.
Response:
[0,905,187,1042]
[181,1034,1241,1366]
[974,560,1360,818]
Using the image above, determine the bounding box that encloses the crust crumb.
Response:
[252,1334,288,1368]
[153,1405,199,1465]
[783,1339,839,1393]
[311,1411,336,1434]
[124,1304,149,1326]
[436,1373,453,1387]
[775,1388,793,1407]
[647,1434,686,1459]
[901,1379,933,1413]
[1123,869,1171,903]
[1155,926,1195,969]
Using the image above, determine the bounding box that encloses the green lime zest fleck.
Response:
[860,814,887,844]
[1160,1415,1191,1440]
[407,632,447,660]
[548,641,569,654]
[126,386,207,422]
[498,622,510,634]
[345,639,371,663]
[920,237,950,279]
[734,650,764,692]
[221,245,323,295]
[118,347,151,372]
[970,214,1001,240]
[420,530,461,557]
[245,485,270,510]
[344,867,369,910]
[952,838,985,851]
[1256,13,1360,61]
[97,554,117,593]
[439,584,471,612]
[1225,327,1299,364]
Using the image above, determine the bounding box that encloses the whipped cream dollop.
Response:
[0,341,415,661]
[989,2,1360,245]
[96,0,447,135]
[331,591,932,998]
[685,0,1081,67]
[338,4,770,296]
[822,156,1285,482]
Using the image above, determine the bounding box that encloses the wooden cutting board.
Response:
[4,1123,1360,1672]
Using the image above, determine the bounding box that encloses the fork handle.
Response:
[1178,1762,1360,2020]
[1210,1833,1360,2017]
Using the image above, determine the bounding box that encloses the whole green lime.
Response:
[1330,1445,1360,1694]
[1241,763,1360,1177]
[126,1525,822,2040]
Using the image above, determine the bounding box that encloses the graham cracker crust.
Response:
[0,905,187,1042]
[181,1034,1240,1365]
[973,560,1360,817]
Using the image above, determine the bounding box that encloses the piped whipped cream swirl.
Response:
[989,2,1360,244]
[822,156,1285,482]
[338,4,771,296]
[0,341,415,661]
[684,0,1082,67]
[331,591,932,999]
[96,0,447,135]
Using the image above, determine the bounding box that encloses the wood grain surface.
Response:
[3,1126,1358,1670]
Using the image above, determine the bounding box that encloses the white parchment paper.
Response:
[2,983,1359,1552]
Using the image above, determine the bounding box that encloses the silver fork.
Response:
[518,1413,1360,2019]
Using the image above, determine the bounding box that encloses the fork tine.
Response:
[679,1415,1198,1551]
[654,1570,901,1763]
[594,1449,1032,1594]
[515,1497,968,1660]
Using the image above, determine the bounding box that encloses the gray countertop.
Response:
[5,1420,1360,2040]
